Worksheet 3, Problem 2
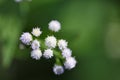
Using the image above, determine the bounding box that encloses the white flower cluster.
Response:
[43,49,53,59]
[31,49,42,60]
[20,28,42,60]
[53,65,64,75]
[20,32,32,45]
[32,27,42,37]
[45,36,57,48]
[19,20,77,75]
[48,20,61,32]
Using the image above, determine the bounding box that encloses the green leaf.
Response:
[0,15,22,68]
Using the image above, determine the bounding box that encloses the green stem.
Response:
[55,58,61,65]
[53,50,63,60]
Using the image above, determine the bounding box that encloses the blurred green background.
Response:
[0,0,120,80]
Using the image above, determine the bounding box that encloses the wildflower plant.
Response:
[19,20,77,75]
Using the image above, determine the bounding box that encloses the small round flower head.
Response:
[48,20,61,32]
[31,49,42,60]
[43,49,53,59]
[45,36,57,48]
[64,57,77,70]
[32,27,42,37]
[58,39,68,50]
[31,40,40,50]
[20,32,32,45]
[62,48,72,58]
[53,65,64,75]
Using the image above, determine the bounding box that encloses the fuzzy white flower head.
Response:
[45,36,57,48]
[64,57,77,70]
[48,20,61,32]
[58,39,68,50]
[20,32,32,45]
[32,27,42,37]
[53,65,64,75]
[62,48,72,58]
[31,49,42,60]
[31,40,40,50]
[43,49,53,59]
